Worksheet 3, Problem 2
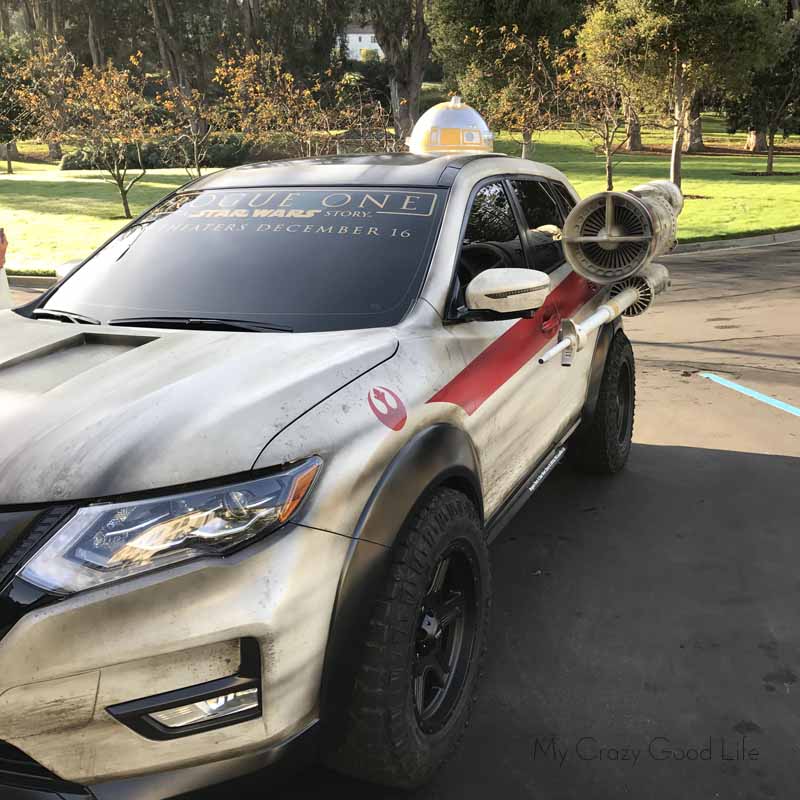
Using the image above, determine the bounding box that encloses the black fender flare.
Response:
[318,423,482,738]
[581,319,621,424]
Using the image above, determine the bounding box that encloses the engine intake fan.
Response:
[563,180,683,284]
[608,263,671,317]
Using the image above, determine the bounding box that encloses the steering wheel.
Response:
[458,242,514,283]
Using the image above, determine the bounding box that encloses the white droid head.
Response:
[407,96,494,156]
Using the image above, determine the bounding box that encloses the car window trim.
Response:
[444,174,531,323]
[548,179,578,219]
[508,175,569,275]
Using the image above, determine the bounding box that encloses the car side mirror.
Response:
[465,268,551,316]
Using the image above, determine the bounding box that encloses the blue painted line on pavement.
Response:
[699,372,800,418]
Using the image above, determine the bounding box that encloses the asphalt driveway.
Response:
[12,240,800,799]
[202,241,799,800]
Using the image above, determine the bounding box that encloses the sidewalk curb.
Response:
[8,275,57,290]
[675,229,800,254]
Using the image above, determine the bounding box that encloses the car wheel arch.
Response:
[317,422,483,741]
[582,319,622,424]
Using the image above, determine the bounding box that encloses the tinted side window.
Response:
[457,182,526,287]
[551,181,576,216]
[511,179,566,273]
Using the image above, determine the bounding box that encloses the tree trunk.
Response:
[0,2,11,36]
[624,108,643,151]
[0,143,12,174]
[120,187,132,219]
[684,91,705,153]
[48,142,62,161]
[745,129,767,152]
[670,64,685,188]
[148,0,191,92]
[520,129,532,159]
[671,130,683,188]
[605,151,614,191]
[21,0,36,35]
[87,10,103,69]
[240,0,260,51]
[389,77,416,140]
[766,130,776,176]
[373,0,430,142]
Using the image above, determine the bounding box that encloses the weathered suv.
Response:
[0,153,649,799]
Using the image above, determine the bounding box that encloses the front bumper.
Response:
[1,719,319,800]
[0,521,351,795]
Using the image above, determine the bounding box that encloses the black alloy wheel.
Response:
[414,547,479,733]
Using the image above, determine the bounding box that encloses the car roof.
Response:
[187,152,527,191]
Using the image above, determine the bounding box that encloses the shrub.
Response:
[59,132,311,171]
[203,133,252,167]
[60,143,164,170]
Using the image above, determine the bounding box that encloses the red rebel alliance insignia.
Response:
[368,386,407,431]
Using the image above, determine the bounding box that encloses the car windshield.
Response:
[43,186,447,332]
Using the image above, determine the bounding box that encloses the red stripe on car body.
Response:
[428,272,597,415]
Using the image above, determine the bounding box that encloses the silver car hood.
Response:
[0,311,397,504]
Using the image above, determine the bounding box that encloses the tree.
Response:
[463,25,561,159]
[147,0,350,93]
[64,56,157,218]
[559,48,634,191]
[725,18,800,175]
[13,40,76,159]
[332,70,395,152]
[360,0,431,139]
[158,85,214,178]
[0,34,26,173]
[214,47,335,158]
[215,46,394,158]
[592,0,785,188]
[570,5,664,179]
[427,0,582,89]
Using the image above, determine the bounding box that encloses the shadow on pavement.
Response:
[189,443,799,800]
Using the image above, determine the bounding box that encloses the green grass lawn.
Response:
[0,164,197,272]
[1,118,798,271]
[495,127,800,242]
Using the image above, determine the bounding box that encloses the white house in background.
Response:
[343,23,383,61]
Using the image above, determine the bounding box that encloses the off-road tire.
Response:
[324,488,491,788]
[570,330,636,474]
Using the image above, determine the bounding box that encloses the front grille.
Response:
[0,740,90,794]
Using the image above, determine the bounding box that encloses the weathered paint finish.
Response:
[0,523,350,783]
[0,154,605,792]
[0,312,396,503]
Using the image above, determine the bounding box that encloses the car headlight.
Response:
[19,458,321,595]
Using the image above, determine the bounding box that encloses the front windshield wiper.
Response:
[107,316,293,333]
[32,308,101,325]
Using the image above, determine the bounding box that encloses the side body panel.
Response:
[434,264,602,516]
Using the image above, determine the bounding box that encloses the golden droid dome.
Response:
[407,95,494,156]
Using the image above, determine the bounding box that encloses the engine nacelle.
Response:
[563,180,683,284]
[608,262,671,317]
